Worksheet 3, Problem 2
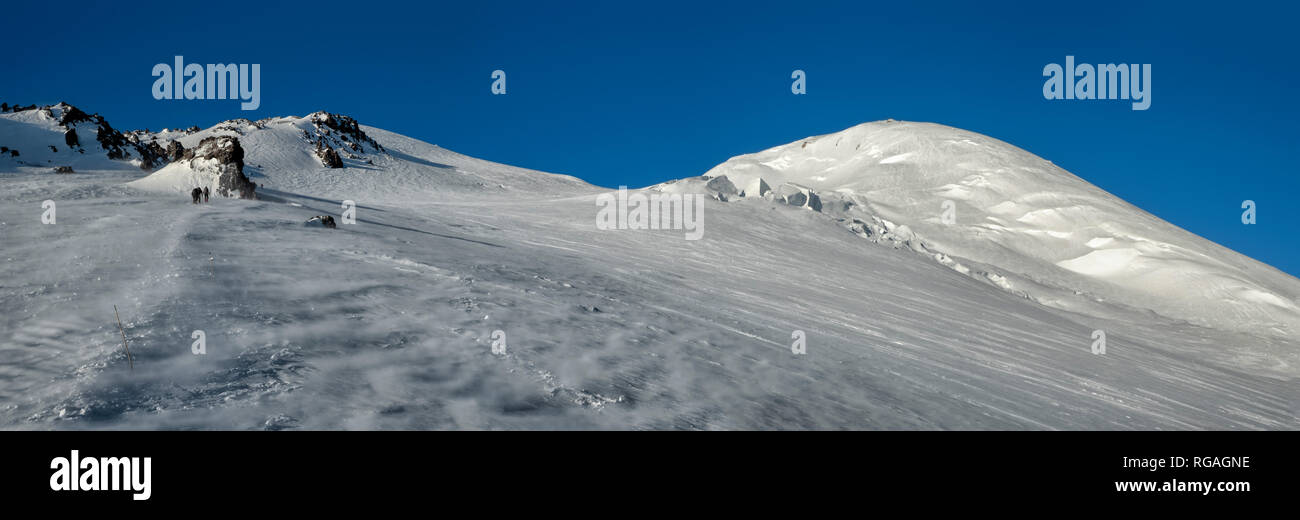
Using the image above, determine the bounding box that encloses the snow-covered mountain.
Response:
[125,110,592,201]
[0,103,592,201]
[0,102,170,171]
[665,120,1300,339]
[0,106,1294,430]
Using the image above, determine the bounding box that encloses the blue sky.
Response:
[2,1,1297,276]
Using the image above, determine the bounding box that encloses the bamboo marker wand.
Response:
[114,305,133,371]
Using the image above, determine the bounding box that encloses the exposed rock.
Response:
[13,102,171,170]
[305,215,337,229]
[774,183,823,212]
[182,136,257,198]
[53,166,74,173]
[166,140,185,161]
[309,112,384,153]
[57,104,94,126]
[139,141,167,169]
[95,121,128,159]
[317,144,343,168]
[704,175,740,201]
[212,118,262,135]
[181,135,245,172]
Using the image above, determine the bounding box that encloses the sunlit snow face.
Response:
[0,109,1293,431]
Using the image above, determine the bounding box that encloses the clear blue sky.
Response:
[3,1,1296,276]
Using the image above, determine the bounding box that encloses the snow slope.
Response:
[0,112,1294,430]
[127,112,593,202]
[694,120,1300,338]
[0,103,165,172]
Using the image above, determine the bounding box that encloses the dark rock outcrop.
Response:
[95,121,129,160]
[53,166,74,173]
[7,102,171,171]
[182,136,256,198]
[138,141,167,169]
[57,104,94,126]
[310,112,384,153]
[166,140,185,161]
[91,118,165,170]
[306,215,337,229]
[317,144,343,168]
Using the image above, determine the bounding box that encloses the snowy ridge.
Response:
[126,112,595,202]
[0,102,167,171]
[686,120,1300,338]
[3,103,596,203]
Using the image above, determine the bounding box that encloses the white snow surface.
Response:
[698,120,1300,338]
[0,103,146,171]
[0,113,1294,430]
[126,113,592,201]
